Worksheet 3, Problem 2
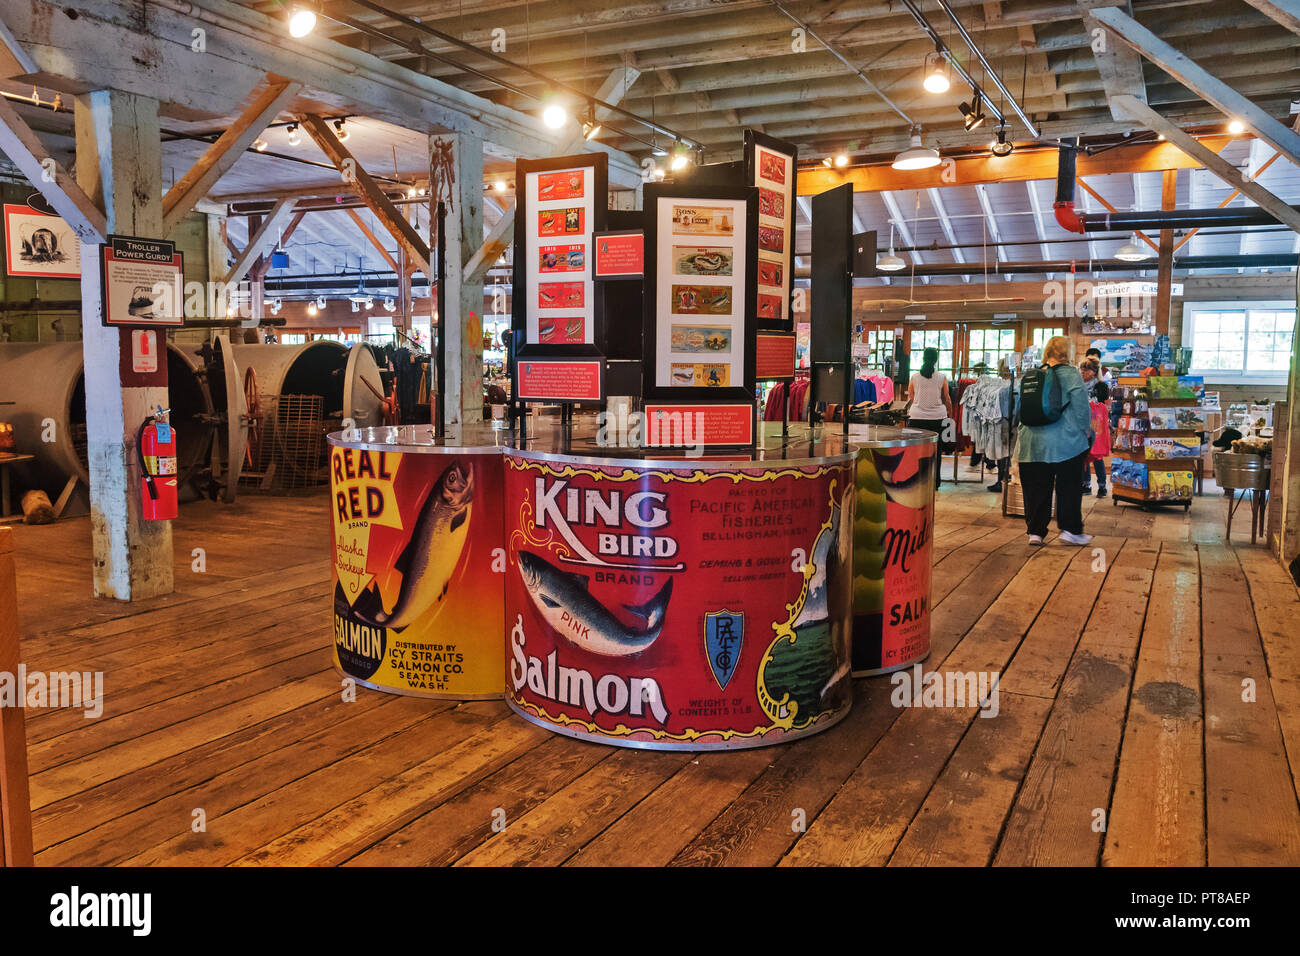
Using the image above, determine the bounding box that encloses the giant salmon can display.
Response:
[503,448,856,750]
[849,427,938,676]
[328,430,506,698]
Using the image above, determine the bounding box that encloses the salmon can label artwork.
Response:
[330,444,505,698]
[851,444,936,675]
[538,207,584,237]
[537,169,585,201]
[670,284,731,315]
[673,246,733,276]
[503,455,855,749]
[671,205,735,236]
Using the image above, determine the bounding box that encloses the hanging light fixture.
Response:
[1228,118,1246,135]
[307,302,318,316]
[581,105,602,141]
[541,98,568,129]
[271,298,283,314]
[833,153,849,168]
[922,50,950,94]
[990,123,1013,157]
[892,127,941,170]
[286,123,301,146]
[253,138,268,152]
[877,225,906,272]
[316,295,327,309]
[288,4,317,38]
[1115,234,1151,262]
[670,142,692,172]
[494,180,509,192]
[333,118,349,142]
[960,90,986,132]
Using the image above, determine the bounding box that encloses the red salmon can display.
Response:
[328,427,507,699]
[849,426,938,676]
[502,446,856,750]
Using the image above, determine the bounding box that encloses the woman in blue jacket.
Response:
[1017,336,1093,546]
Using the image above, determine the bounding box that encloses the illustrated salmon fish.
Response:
[874,449,934,510]
[517,550,673,656]
[349,461,474,631]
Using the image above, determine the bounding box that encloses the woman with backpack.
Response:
[905,346,953,488]
[1016,336,1093,546]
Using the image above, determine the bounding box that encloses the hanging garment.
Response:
[959,377,1013,463]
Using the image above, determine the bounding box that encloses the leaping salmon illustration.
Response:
[349,461,474,631]
[874,449,934,510]
[518,550,673,656]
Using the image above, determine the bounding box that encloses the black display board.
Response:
[641,183,758,407]
[809,183,855,431]
[510,153,608,408]
[743,130,798,335]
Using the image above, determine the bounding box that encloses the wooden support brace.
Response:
[298,113,431,276]
[161,76,301,236]
[225,198,295,286]
[346,208,400,274]
[0,96,106,242]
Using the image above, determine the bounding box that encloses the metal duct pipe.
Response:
[1053,138,1084,234]
[1079,206,1300,232]
[882,253,1300,277]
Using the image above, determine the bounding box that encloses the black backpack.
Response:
[1020,365,1065,426]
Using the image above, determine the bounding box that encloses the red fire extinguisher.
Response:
[138,407,178,521]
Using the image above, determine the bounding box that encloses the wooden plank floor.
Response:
[9,464,1300,867]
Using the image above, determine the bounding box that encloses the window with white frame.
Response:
[909,329,955,378]
[1184,303,1295,384]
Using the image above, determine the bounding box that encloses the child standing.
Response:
[1083,381,1111,497]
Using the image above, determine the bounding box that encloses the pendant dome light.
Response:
[892,127,941,171]
[990,123,1013,157]
[1114,234,1151,262]
[877,224,906,272]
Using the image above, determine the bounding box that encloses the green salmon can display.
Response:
[849,426,938,676]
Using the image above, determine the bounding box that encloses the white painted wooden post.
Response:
[74,90,173,600]
[434,131,485,426]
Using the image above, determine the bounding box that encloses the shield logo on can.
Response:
[704,609,744,690]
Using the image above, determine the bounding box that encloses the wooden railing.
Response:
[0,527,33,866]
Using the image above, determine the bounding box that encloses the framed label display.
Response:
[744,130,797,334]
[516,358,604,403]
[642,184,758,405]
[512,153,607,404]
[99,235,184,327]
[4,203,81,279]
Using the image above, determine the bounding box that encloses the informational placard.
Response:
[592,229,644,279]
[522,163,597,345]
[745,131,797,333]
[643,403,754,447]
[4,203,81,279]
[755,332,796,380]
[644,185,757,405]
[516,358,604,402]
[503,453,854,749]
[100,235,184,326]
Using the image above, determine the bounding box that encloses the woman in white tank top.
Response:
[906,347,953,487]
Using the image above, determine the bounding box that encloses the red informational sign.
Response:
[517,359,603,402]
[755,332,796,380]
[643,403,754,447]
[329,443,506,698]
[593,230,644,278]
[538,207,584,237]
[851,441,937,675]
[539,244,586,273]
[537,170,586,201]
[537,280,584,310]
[503,453,855,749]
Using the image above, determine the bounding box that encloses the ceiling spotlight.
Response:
[494,179,508,192]
[670,143,692,172]
[542,101,568,129]
[316,295,327,309]
[350,300,359,313]
[288,4,317,38]
[922,51,950,94]
[253,138,268,152]
[990,124,1013,157]
[271,298,283,314]
[1228,118,1246,135]
[286,123,300,146]
[653,167,666,181]
[960,91,986,132]
[1115,233,1151,262]
[407,185,417,199]
[333,118,349,142]
[834,153,849,168]
[365,297,374,310]
[307,303,318,316]
[581,106,602,141]
[892,127,941,170]
[822,156,833,168]
[383,298,396,312]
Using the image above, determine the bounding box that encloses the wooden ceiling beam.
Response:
[161,76,302,236]
[1078,0,1149,122]
[1092,5,1300,166]
[1241,0,1300,36]
[298,113,432,277]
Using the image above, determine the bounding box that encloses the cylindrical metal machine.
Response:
[0,341,212,495]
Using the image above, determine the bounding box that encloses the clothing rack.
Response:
[947,366,1016,485]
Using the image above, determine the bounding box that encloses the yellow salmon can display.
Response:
[328,428,506,699]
